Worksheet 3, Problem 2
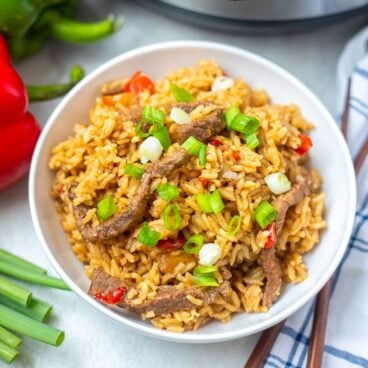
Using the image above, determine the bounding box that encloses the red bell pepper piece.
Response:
[157,236,185,252]
[264,223,276,249]
[295,134,313,155]
[95,286,127,305]
[0,35,41,191]
[124,71,155,95]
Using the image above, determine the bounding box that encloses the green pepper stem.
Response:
[27,65,85,102]
[51,15,124,43]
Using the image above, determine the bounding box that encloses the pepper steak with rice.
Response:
[49,60,326,332]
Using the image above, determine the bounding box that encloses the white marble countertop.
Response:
[1,1,366,367]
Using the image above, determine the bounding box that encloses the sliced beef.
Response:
[101,79,126,96]
[260,172,313,308]
[70,103,224,243]
[171,103,225,144]
[89,268,230,315]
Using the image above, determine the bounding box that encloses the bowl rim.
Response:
[29,40,357,343]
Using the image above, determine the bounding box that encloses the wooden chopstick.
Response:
[245,78,368,368]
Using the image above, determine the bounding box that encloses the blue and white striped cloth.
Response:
[264,39,368,367]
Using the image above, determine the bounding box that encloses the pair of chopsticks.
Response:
[245,78,368,368]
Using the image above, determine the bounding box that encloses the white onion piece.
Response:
[199,243,222,266]
[139,136,163,163]
[222,170,238,179]
[211,76,234,92]
[170,107,191,125]
[265,172,291,195]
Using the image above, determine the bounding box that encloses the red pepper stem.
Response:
[51,15,124,43]
[27,65,85,102]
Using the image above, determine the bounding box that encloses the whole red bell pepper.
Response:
[0,35,41,191]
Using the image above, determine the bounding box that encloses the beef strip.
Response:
[170,102,225,144]
[260,173,313,308]
[89,268,230,315]
[70,103,224,243]
[101,79,126,96]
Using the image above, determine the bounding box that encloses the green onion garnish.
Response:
[137,222,161,247]
[0,304,65,347]
[225,107,260,136]
[124,163,145,179]
[97,195,116,221]
[193,265,219,287]
[246,133,260,150]
[142,106,165,126]
[225,106,240,127]
[0,261,70,290]
[152,125,171,150]
[0,325,22,349]
[195,190,225,214]
[254,201,277,229]
[135,118,152,138]
[0,294,52,322]
[198,145,207,166]
[0,340,18,364]
[163,204,181,231]
[0,276,31,306]
[184,234,204,254]
[170,84,193,102]
[157,183,180,201]
[208,190,225,214]
[181,136,205,156]
[227,215,242,236]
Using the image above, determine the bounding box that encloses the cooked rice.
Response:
[49,60,326,331]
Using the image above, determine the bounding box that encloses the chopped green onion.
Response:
[137,222,161,247]
[195,193,213,213]
[0,250,46,275]
[227,215,242,236]
[0,262,70,291]
[198,145,207,166]
[246,133,260,150]
[183,234,204,254]
[230,114,260,135]
[194,265,218,275]
[152,125,171,150]
[0,304,64,347]
[193,265,219,287]
[225,106,240,127]
[0,340,18,364]
[142,106,165,126]
[181,136,205,156]
[124,163,145,179]
[195,190,225,214]
[208,190,225,214]
[0,325,21,349]
[170,84,193,102]
[156,183,180,201]
[0,276,31,306]
[135,118,153,138]
[0,294,52,322]
[254,201,277,229]
[163,205,181,231]
[97,195,116,221]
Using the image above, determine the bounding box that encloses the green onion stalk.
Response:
[0,261,70,291]
[0,250,47,275]
[0,325,22,349]
[0,304,64,347]
[0,340,18,364]
[0,276,32,307]
[0,294,52,322]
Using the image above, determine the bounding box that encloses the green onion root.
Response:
[0,304,64,347]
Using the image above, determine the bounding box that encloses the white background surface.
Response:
[0,1,366,367]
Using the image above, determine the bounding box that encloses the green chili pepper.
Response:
[27,65,85,102]
[0,0,64,37]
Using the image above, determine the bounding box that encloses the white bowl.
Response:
[29,41,356,343]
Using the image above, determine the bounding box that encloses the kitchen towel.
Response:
[264,27,368,368]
